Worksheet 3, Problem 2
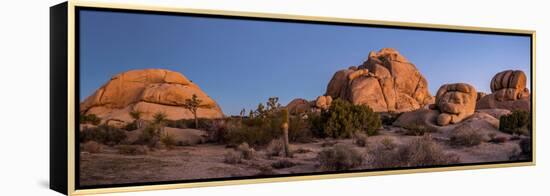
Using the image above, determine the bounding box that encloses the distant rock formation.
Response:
[431,83,477,126]
[325,48,433,112]
[477,70,530,111]
[286,98,312,114]
[80,69,224,123]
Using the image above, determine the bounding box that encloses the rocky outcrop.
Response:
[286,98,312,114]
[80,69,224,123]
[325,48,433,112]
[477,70,530,111]
[315,95,333,110]
[431,83,477,126]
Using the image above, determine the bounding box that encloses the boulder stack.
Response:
[325,48,433,112]
[477,70,530,111]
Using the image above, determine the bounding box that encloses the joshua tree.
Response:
[267,97,281,113]
[281,108,290,157]
[183,94,202,129]
[152,111,167,135]
[255,103,266,118]
[129,109,143,129]
[240,108,246,118]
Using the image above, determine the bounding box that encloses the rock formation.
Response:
[286,98,312,114]
[325,48,433,112]
[315,95,333,110]
[477,70,530,111]
[431,83,477,126]
[80,69,224,123]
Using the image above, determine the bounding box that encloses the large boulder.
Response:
[315,95,333,110]
[477,70,530,111]
[432,83,477,126]
[80,69,224,123]
[325,48,433,112]
[286,98,312,114]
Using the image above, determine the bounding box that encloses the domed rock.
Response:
[80,69,224,123]
[286,98,312,114]
[477,70,530,111]
[325,48,433,112]
[432,83,477,126]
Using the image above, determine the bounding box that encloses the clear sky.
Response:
[79,10,531,115]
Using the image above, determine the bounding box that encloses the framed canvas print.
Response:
[50,0,536,195]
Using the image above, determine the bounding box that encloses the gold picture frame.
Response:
[50,0,536,195]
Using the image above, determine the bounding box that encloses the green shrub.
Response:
[288,116,313,143]
[123,121,138,131]
[321,99,381,138]
[80,114,101,125]
[166,118,215,129]
[403,124,431,136]
[380,137,396,150]
[499,110,531,135]
[80,124,127,146]
[380,112,402,126]
[318,144,363,171]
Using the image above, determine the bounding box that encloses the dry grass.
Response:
[117,145,148,155]
[318,144,363,171]
[223,150,242,164]
[369,135,459,168]
[83,141,102,153]
[450,129,484,147]
[353,132,368,147]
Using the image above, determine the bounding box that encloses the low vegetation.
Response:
[318,144,363,171]
[271,159,297,169]
[353,132,368,147]
[449,129,484,147]
[80,124,127,146]
[80,114,101,125]
[82,141,102,153]
[117,145,148,155]
[321,99,382,138]
[402,124,431,136]
[499,110,531,135]
[369,135,459,168]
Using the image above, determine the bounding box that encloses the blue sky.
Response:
[79,10,531,115]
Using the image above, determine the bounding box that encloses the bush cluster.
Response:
[319,99,381,138]
[499,110,531,135]
[318,144,363,171]
[80,114,101,125]
[80,124,127,146]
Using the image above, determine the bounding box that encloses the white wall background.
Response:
[0,0,547,195]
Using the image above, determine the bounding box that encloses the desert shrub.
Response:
[204,119,229,143]
[80,114,101,125]
[224,150,242,164]
[266,139,284,157]
[380,137,396,150]
[237,142,256,160]
[82,141,102,153]
[134,126,160,148]
[308,112,325,137]
[380,112,402,126]
[165,118,214,129]
[321,99,381,138]
[403,124,431,136]
[519,138,532,156]
[353,132,368,147]
[318,144,363,171]
[321,140,338,147]
[161,134,177,149]
[117,145,147,155]
[449,129,484,147]
[288,116,313,143]
[370,136,459,168]
[224,119,281,147]
[488,133,508,144]
[499,110,531,135]
[80,124,127,146]
[123,121,138,131]
[271,159,297,169]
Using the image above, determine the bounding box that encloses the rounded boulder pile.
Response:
[477,70,530,111]
[432,83,477,126]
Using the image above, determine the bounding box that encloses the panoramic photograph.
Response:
[77,9,532,187]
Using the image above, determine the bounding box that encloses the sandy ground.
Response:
[80,126,527,186]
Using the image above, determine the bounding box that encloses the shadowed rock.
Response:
[477,70,530,111]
